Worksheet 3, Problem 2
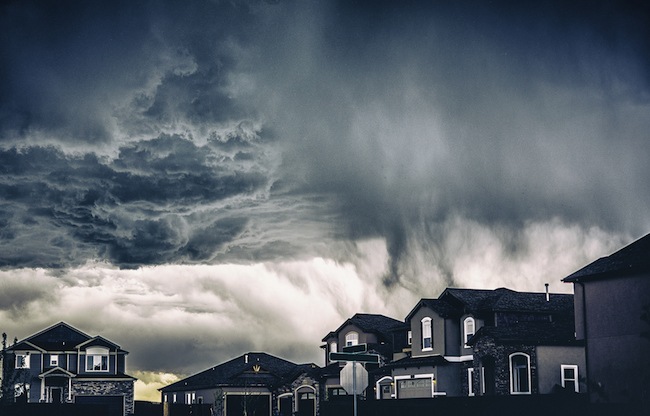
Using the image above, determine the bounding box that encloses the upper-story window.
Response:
[463,317,475,346]
[86,347,109,372]
[421,317,432,350]
[330,342,337,353]
[15,353,30,369]
[561,364,579,393]
[509,353,531,394]
[50,354,59,367]
[345,332,359,346]
[407,330,412,345]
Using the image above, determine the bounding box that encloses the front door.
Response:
[51,387,62,403]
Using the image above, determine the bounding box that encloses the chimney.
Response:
[544,283,550,302]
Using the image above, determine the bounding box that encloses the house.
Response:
[320,313,407,400]
[380,287,585,399]
[159,352,321,416]
[562,233,650,406]
[0,322,135,416]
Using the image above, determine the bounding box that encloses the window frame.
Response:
[345,331,359,347]
[330,341,337,353]
[561,364,579,393]
[407,330,412,345]
[463,317,475,346]
[15,353,30,369]
[421,317,432,351]
[467,368,475,396]
[50,354,59,367]
[509,352,531,395]
[85,347,109,372]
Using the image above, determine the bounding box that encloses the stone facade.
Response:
[471,336,537,396]
[73,379,135,415]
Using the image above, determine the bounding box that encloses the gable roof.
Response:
[468,320,581,346]
[321,313,404,342]
[406,288,573,322]
[563,233,650,282]
[159,352,317,392]
[6,322,127,353]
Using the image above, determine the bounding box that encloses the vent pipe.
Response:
[545,283,550,302]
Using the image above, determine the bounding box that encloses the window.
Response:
[463,317,475,346]
[421,317,432,350]
[407,330,412,345]
[509,353,531,394]
[173,393,177,403]
[50,355,58,367]
[561,365,579,392]
[345,332,358,346]
[330,342,337,353]
[468,368,475,396]
[185,392,195,404]
[85,347,109,372]
[15,353,30,369]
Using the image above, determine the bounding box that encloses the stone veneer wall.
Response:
[72,379,135,415]
[472,337,537,396]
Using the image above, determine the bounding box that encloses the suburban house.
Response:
[159,352,321,416]
[320,313,407,401]
[0,322,135,416]
[379,288,585,399]
[562,232,650,406]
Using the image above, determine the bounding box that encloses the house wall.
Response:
[409,307,445,357]
[435,363,462,396]
[73,379,134,415]
[444,319,461,356]
[576,273,650,404]
[536,345,586,394]
[337,324,379,346]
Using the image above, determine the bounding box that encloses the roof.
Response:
[563,233,650,282]
[406,288,573,321]
[468,321,581,346]
[6,322,128,354]
[321,313,404,342]
[160,352,318,392]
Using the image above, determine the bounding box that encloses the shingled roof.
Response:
[322,313,404,342]
[407,288,573,321]
[563,233,650,282]
[468,320,581,346]
[159,352,318,392]
[7,322,128,353]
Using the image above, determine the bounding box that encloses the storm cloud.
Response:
[1,0,650,401]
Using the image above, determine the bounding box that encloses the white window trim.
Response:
[561,364,579,393]
[50,355,58,367]
[509,352,532,395]
[345,331,359,347]
[468,368,475,396]
[421,317,432,351]
[407,330,412,346]
[480,366,485,394]
[15,353,30,369]
[330,341,337,353]
[463,317,475,346]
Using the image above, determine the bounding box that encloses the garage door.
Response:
[397,378,432,399]
[75,395,124,416]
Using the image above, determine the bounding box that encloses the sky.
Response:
[1,0,649,402]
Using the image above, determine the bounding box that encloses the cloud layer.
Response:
[1,0,650,400]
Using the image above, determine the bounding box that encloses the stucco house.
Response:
[380,288,585,399]
[562,232,650,406]
[320,313,407,401]
[0,322,135,416]
[159,352,321,416]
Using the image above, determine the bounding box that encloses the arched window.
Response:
[463,317,475,345]
[421,317,432,350]
[509,353,531,394]
[345,332,358,346]
[85,347,109,372]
